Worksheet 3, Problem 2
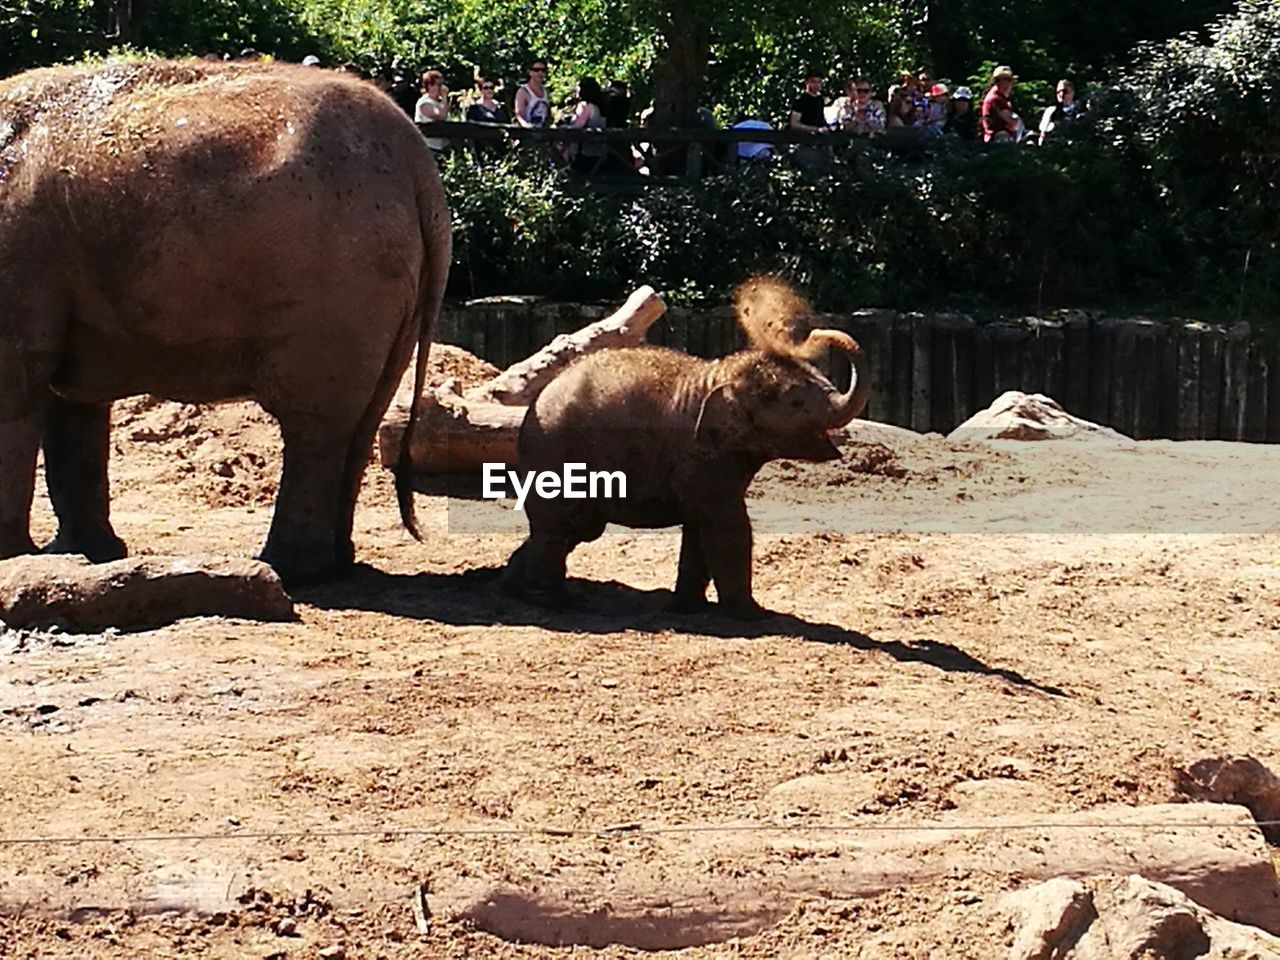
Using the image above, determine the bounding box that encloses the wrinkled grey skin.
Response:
[504,335,869,619]
[0,59,450,585]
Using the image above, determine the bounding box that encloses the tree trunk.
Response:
[649,0,710,127]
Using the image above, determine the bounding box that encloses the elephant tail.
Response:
[396,159,453,541]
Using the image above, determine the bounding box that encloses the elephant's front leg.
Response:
[700,503,768,621]
[670,523,710,613]
[42,396,126,562]
[0,411,42,559]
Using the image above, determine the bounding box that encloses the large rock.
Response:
[949,391,1133,443]
[1002,875,1280,960]
[1175,756,1280,843]
[0,555,295,631]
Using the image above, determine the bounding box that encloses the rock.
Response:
[1001,875,1280,960]
[1175,756,1280,843]
[948,391,1133,443]
[1001,877,1096,960]
[0,555,296,632]
[317,946,346,960]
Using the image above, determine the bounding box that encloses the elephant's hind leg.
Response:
[260,410,361,587]
[0,412,42,559]
[701,504,768,621]
[42,396,126,562]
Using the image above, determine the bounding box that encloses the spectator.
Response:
[835,77,886,135]
[567,77,608,174]
[515,59,551,128]
[466,77,509,123]
[923,82,949,135]
[389,69,417,117]
[914,68,936,126]
[414,70,450,156]
[602,80,630,127]
[1039,79,1084,143]
[944,86,979,140]
[789,70,828,133]
[886,84,915,128]
[981,65,1021,143]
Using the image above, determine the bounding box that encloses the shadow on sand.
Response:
[299,564,1066,698]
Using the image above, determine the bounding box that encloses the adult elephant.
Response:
[504,278,870,619]
[0,59,450,585]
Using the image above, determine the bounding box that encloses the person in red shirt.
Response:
[981,65,1021,143]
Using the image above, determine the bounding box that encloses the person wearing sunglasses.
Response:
[515,59,550,128]
[466,76,509,124]
[835,77,885,135]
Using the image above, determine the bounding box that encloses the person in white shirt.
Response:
[514,59,551,128]
[414,70,450,155]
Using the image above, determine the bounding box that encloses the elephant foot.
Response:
[669,592,710,615]
[720,599,772,621]
[42,530,127,564]
[0,536,38,561]
[258,542,346,589]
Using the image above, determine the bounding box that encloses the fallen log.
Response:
[432,802,1280,950]
[379,286,667,473]
[463,285,666,406]
[377,387,526,473]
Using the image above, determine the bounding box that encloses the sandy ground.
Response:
[2,346,1279,958]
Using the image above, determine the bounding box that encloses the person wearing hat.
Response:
[981,65,1021,143]
[922,82,949,135]
[945,86,978,140]
[789,70,829,133]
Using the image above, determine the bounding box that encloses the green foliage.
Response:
[1,0,97,73]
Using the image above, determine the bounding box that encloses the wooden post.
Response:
[1270,344,1280,442]
[1198,326,1224,439]
[1109,320,1138,437]
[890,314,913,428]
[973,321,995,412]
[1220,323,1250,440]
[930,314,973,433]
[1131,320,1160,440]
[848,310,895,424]
[991,321,1029,398]
[1245,344,1269,442]
[684,141,704,180]
[530,303,560,358]
[910,314,933,433]
[1176,323,1203,440]
[1088,318,1117,427]
[1156,320,1179,438]
[1062,311,1092,420]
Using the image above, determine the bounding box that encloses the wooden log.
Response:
[1198,326,1224,439]
[1131,320,1161,440]
[379,389,526,473]
[973,320,996,412]
[991,321,1029,398]
[890,314,914,428]
[1176,323,1203,440]
[848,310,895,424]
[1062,311,1092,419]
[1220,323,1250,440]
[1110,320,1139,437]
[1088,317,1117,426]
[1245,344,1269,442]
[464,287,666,406]
[1270,344,1280,443]
[910,314,932,433]
[1156,320,1180,439]
[437,802,1280,950]
[930,314,974,433]
[529,302,561,358]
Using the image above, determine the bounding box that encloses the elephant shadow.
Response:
[300,565,1066,698]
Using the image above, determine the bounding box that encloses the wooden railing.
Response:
[417,121,956,179]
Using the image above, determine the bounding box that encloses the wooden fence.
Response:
[435,299,1280,441]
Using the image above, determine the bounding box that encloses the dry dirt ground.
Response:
[2,346,1279,958]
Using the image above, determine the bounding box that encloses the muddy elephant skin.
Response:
[505,331,869,619]
[0,59,451,585]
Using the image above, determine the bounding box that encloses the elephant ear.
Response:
[694,383,743,447]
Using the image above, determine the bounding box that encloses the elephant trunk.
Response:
[809,329,871,428]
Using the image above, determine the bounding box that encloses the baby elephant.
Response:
[504,278,870,619]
